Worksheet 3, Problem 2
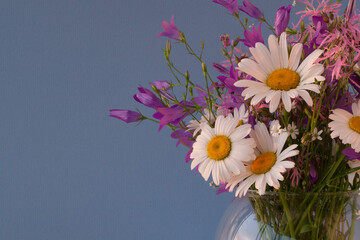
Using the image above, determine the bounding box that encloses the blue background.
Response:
[0,0,305,239]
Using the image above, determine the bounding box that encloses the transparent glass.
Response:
[215,191,360,240]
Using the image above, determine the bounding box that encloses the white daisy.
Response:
[287,122,299,139]
[329,101,360,152]
[227,122,299,197]
[270,120,284,137]
[231,104,249,126]
[347,159,360,184]
[235,32,324,113]
[311,127,323,141]
[187,109,216,136]
[190,115,256,185]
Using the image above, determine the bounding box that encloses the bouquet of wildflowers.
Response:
[112,0,360,238]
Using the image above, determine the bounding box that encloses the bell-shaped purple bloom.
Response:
[239,22,264,47]
[170,129,194,147]
[156,15,182,41]
[217,65,244,94]
[275,5,292,36]
[150,80,175,101]
[216,182,230,195]
[109,109,142,123]
[343,147,360,160]
[309,160,318,185]
[312,15,328,46]
[212,63,230,76]
[239,0,263,20]
[212,0,239,15]
[154,103,192,131]
[349,74,360,95]
[133,85,163,109]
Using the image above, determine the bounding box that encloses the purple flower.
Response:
[312,15,328,46]
[109,109,142,123]
[133,85,163,109]
[239,22,264,47]
[217,65,244,94]
[212,62,230,75]
[343,147,360,160]
[185,149,193,163]
[156,15,182,41]
[309,160,318,185]
[170,129,194,147]
[349,74,360,95]
[212,0,239,15]
[239,0,263,20]
[216,182,230,195]
[150,81,175,101]
[275,5,292,36]
[154,103,192,130]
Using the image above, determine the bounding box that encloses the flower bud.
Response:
[202,62,207,76]
[220,34,230,48]
[300,20,305,33]
[321,11,329,23]
[166,40,171,53]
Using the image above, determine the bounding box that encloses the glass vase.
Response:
[215,190,360,240]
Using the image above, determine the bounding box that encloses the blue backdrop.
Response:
[0,0,304,239]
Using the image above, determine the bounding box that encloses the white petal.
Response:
[288,43,303,70]
[268,35,281,69]
[279,32,288,68]
[237,59,267,82]
[282,92,292,112]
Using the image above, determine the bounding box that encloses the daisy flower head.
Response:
[231,104,249,127]
[270,120,284,137]
[190,115,256,185]
[227,122,299,197]
[311,127,323,141]
[187,108,216,136]
[235,32,324,113]
[329,101,360,152]
[287,122,299,140]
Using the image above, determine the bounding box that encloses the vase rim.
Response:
[245,189,360,198]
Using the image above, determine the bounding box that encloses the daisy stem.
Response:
[279,193,296,238]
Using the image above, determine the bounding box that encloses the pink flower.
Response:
[156,15,182,41]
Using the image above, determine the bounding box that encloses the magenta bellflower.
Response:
[133,85,163,109]
[109,109,142,123]
[275,5,292,36]
[239,0,263,19]
[343,147,360,159]
[156,15,182,41]
[212,0,239,15]
[239,22,264,47]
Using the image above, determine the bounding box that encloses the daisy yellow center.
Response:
[207,135,231,161]
[251,152,277,175]
[349,117,360,134]
[236,120,244,128]
[266,69,300,91]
